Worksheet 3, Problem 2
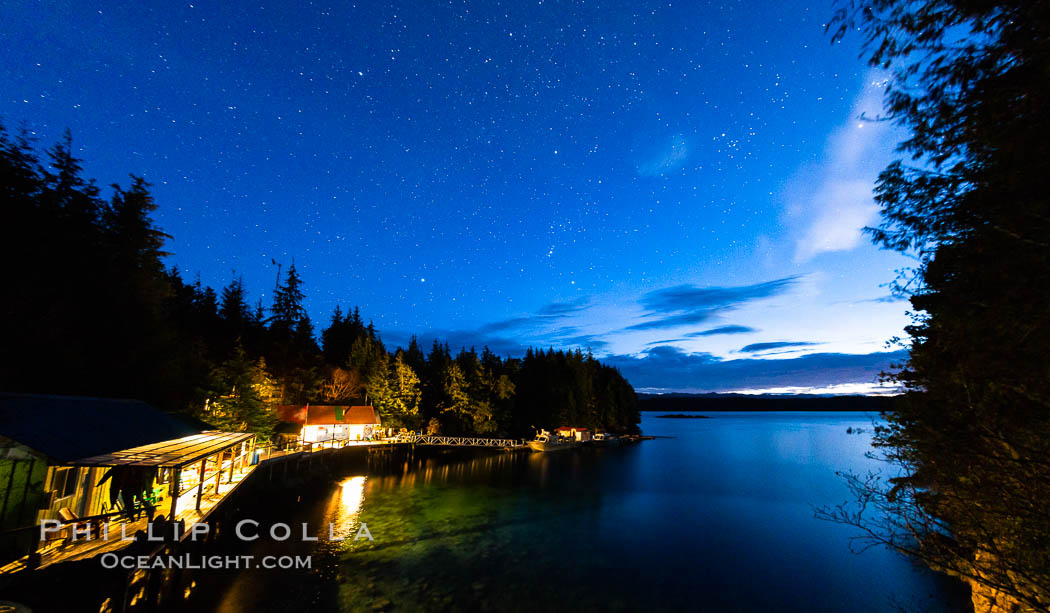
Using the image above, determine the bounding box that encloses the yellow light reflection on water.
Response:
[340,476,366,515]
[320,475,367,544]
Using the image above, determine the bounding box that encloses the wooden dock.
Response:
[392,434,527,448]
[0,434,523,577]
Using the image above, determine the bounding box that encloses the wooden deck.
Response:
[0,464,256,574]
[1,438,399,576]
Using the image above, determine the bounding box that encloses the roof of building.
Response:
[70,431,255,468]
[276,404,307,424]
[0,393,203,463]
[274,422,303,435]
[555,426,589,431]
[277,405,379,425]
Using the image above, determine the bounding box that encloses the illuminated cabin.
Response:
[277,404,381,444]
[554,426,592,442]
[0,393,255,570]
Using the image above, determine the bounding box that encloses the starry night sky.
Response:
[1,0,914,393]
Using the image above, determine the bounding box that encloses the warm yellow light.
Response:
[320,475,368,542]
[339,476,366,515]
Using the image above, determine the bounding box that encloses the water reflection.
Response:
[200,414,970,613]
[321,476,366,543]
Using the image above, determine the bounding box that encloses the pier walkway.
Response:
[392,433,526,448]
[0,435,523,576]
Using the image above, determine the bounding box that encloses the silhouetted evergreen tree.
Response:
[265,263,322,403]
[0,121,638,441]
[436,362,471,434]
[403,336,427,375]
[270,262,305,325]
[818,2,1050,608]
[421,340,452,425]
[320,305,347,365]
[218,275,265,356]
[200,343,278,437]
[0,124,50,391]
[97,176,178,402]
[320,305,375,372]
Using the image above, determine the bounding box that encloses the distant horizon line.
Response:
[637,383,902,397]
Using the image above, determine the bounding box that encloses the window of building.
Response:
[51,467,79,499]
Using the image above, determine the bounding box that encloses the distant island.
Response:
[655,413,711,419]
[638,393,895,412]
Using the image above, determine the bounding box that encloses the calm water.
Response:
[200,412,969,612]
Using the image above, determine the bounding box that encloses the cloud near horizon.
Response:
[383,326,607,359]
[603,345,907,393]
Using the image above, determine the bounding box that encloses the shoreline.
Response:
[638,394,894,413]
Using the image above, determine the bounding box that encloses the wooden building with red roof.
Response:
[276,404,381,443]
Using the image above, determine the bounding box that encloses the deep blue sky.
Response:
[1,0,914,393]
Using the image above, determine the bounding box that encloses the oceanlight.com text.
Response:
[100,553,313,570]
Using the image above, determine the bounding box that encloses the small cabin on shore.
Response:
[276,404,381,444]
[555,426,592,442]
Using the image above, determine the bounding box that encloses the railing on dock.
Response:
[392,434,525,448]
[253,437,396,463]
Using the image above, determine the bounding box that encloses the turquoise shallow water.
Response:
[200,412,971,612]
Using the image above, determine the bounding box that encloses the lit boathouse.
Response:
[0,393,255,572]
[277,404,381,444]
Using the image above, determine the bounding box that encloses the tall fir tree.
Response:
[437,362,472,434]
[201,343,278,438]
[387,352,422,429]
[817,2,1050,609]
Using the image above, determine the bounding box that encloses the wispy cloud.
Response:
[640,277,797,312]
[738,341,821,353]
[604,346,907,393]
[793,73,893,262]
[861,294,907,304]
[637,133,689,176]
[726,382,901,395]
[384,328,529,358]
[645,338,688,346]
[477,297,591,334]
[554,334,609,351]
[393,298,595,356]
[536,298,590,317]
[686,325,757,337]
[478,317,536,334]
[625,311,719,331]
[626,277,797,331]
